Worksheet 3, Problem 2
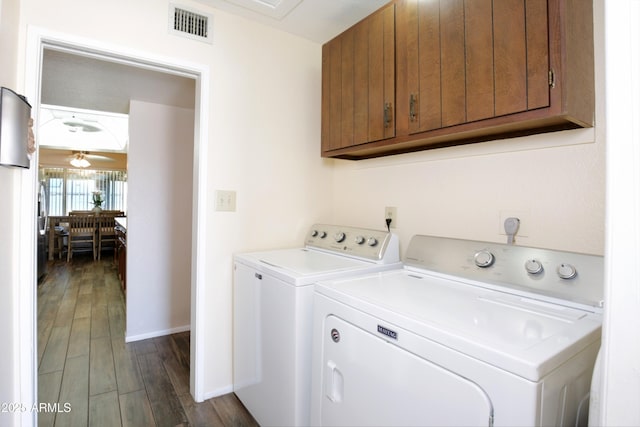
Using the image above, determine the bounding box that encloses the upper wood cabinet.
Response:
[323,0,594,160]
[401,0,551,133]
[321,3,395,153]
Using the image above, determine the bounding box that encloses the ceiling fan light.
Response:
[70,153,91,168]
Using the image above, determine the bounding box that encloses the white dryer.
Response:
[233,224,400,427]
[311,235,603,427]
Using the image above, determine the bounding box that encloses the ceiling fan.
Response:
[62,118,103,133]
[67,151,116,168]
[38,105,129,153]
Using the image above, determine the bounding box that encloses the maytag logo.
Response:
[377,325,398,340]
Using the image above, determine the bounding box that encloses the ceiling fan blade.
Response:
[66,151,117,162]
[85,154,116,162]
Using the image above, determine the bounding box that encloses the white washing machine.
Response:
[311,235,603,427]
[233,224,401,427]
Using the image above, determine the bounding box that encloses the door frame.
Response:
[21,27,210,420]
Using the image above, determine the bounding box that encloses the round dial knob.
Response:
[525,259,544,275]
[474,250,495,268]
[355,235,365,245]
[334,232,346,243]
[557,263,577,279]
[318,231,327,239]
[311,230,318,237]
[367,237,378,247]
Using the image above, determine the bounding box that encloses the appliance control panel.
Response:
[404,235,604,312]
[306,224,399,263]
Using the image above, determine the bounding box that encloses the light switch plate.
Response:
[215,190,236,212]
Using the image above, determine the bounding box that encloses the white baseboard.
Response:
[125,324,191,342]
[202,384,234,401]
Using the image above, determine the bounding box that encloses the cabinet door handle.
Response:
[384,102,393,128]
[409,93,418,122]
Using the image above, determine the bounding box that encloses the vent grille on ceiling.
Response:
[169,4,212,43]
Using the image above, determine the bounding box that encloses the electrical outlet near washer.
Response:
[499,210,530,238]
[385,206,397,228]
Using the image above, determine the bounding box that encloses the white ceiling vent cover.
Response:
[169,4,213,43]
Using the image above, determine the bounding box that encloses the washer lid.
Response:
[258,249,368,275]
[235,248,399,286]
[315,269,602,381]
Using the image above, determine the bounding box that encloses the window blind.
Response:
[41,168,127,215]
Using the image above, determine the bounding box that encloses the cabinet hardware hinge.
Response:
[548,69,556,88]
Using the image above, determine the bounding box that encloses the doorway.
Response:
[23,28,211,419]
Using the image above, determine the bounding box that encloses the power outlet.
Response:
[385,206,397,228]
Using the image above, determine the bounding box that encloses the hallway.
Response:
[37,254,258,426]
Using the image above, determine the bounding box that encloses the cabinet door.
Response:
[321,3,395,153]
[402,0,549,135]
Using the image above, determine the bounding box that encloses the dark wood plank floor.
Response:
[38,253,259,427]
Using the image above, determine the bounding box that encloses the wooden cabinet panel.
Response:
[323,0,593,160]
[321,3,395,155]
[354,21,369,144]
[526,0,551,110]
[465,0,495,122]
[406,0,441,134]
[367,7,396,142]
[405,0,547,132]
[493,0,528,116]
[440,0,466,127]
[322,38,341,151]
[340,29,355,148]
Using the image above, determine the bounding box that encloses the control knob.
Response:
[319,231,327,239]
[311,230,318,237]
[557,263,577,279]
[524,259,544,275]
[334,232,346,243]
[355,235,365,245]
[367,237,378,247]
[474,250,495,268]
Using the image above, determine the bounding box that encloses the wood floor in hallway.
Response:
[37,254,259,427]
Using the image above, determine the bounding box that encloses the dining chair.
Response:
[69,210,94,216]
[97,215,117,260]
[67,215,96,261]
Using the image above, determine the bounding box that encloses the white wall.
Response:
[16,0,331,398]
[188,4,332,397]
[0,0,18,408]
[330,127,604,256]
[127,100,193,340]
[601,1,640,425]
[0,0,36,425]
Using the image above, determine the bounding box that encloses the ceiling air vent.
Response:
[169,4,212,43]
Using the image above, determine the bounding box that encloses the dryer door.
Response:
[318,315,494,427]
